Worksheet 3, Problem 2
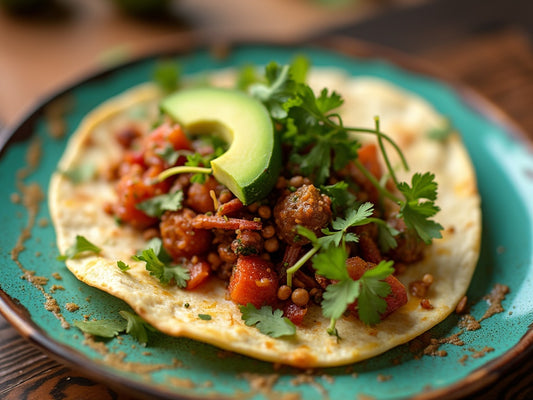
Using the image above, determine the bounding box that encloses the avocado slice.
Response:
[160,87,281,205]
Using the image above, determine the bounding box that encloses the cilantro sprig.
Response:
[313,246,394,336]
[284,202,396,335]
[60,163,96,184]
[119,310,157,344]
[287,202,395,286]
[397,172,443,243]
[74,310,155,344]
[136,190,184,217]
[240,303,296,338]
[251,62,442,245]
[133,238,190,287]
[57,235,101,261]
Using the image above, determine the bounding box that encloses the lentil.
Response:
[291,288,310,307]
[277,285,292,301]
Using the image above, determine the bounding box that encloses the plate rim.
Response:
[1,36,532,400]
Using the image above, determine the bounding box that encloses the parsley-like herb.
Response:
[287,202,375,286]
[136,190,183,217]
[315,246,394,335]
[155,144,183,166]
[240,303,296,338]
[73,319,127,338]
[236,64,261,90]
[320,181,357,215]
[198,314,212,321]
[60,163,96,184]
[133,238,190,287]
[249,63,295,120]
[427,118,453,141]
[119,310,156,345]
[319,202,374,248]
[73,311,155,344]
[117,260,130,271]
[356,260,394,325]
[397,172,443,244]
[153,60,181,93]
[57,235,101,260]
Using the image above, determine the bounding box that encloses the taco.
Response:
[49,63,481,368]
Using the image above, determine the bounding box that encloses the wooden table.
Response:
[1,0,532,399]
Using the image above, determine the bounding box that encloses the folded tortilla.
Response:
[49,69,481,368]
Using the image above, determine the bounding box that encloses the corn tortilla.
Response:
[49,69,481,368]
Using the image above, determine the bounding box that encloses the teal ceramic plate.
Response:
[1,41,532,400]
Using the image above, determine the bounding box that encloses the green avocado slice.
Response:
[160,87,281,205]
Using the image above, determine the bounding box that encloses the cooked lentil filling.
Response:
[106,121,427,326]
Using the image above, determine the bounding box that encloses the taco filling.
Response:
[50,62,481,367]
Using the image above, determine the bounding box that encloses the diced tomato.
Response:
[122,150,146,168]
[346,256,407,320]
[185,176,220,214]
[283,302,307,326]
[143,123,192,167]
[185,258,211,290]
[114,165,170,229]
[228,256,279,308]
[357,143,382,180]
[348,143,384,203]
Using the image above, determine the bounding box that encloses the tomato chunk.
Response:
[357,143,382,180]
[283,302,307,326]
[143,123,192,168]
[185,258,211,290]
[228,256,279,308]
[114,165,170,229]
[346,256,407,320]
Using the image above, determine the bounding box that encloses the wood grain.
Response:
[1,23,532,400]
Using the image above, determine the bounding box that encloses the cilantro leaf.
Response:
[295,225,319,244]
[282,85,359,185]
[236,64,261,90]
[321,279,360,322]
[57,235,101,260]
[400,202,443,244]
[250,62,295,119]
[117,260,130,271]
[198,314,212,320]
[153,60,181,92]
[73,319,127,338]
[312,245,349,281]
[377,223,400,252]
[240,304,296,338]
[427,118,453,141]
[331,202,374,231]
[133,238,189,287]
[398,172,438,202]
[319,203,374,248]
[136,190,183,217]
[155,144,182,165]
[320,181,357,215]
[312,247,395,333]
[119,310,156,345]
[60,163,96,184]
[397,172,443,243]
[144,237,172,263]
[289,54,310,84]
[357,261,394,325]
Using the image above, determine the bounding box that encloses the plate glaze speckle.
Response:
[1,43,532,400]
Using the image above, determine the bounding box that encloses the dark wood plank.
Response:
[419,28,533,139]
[0,315,136,399]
